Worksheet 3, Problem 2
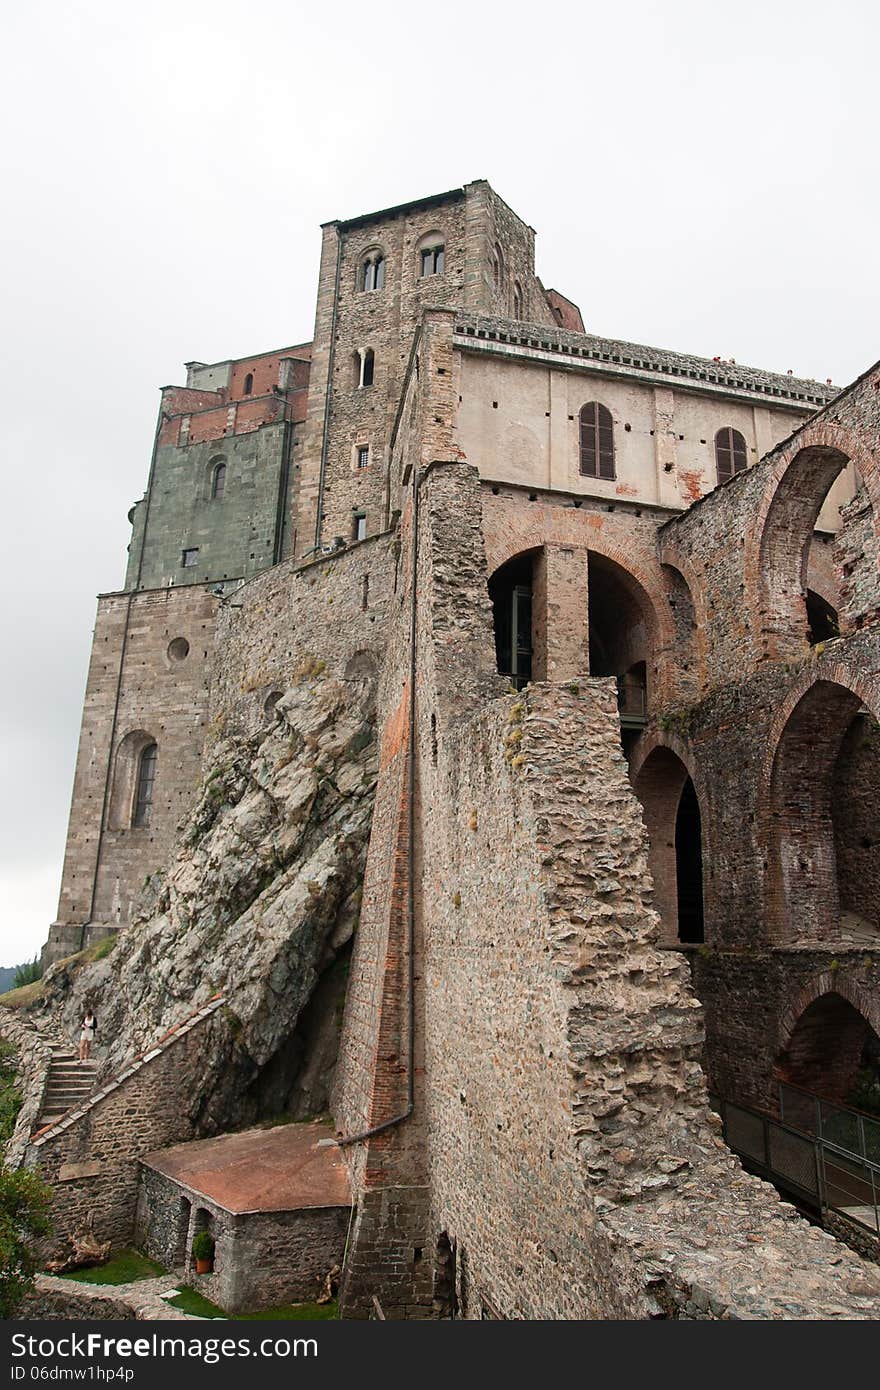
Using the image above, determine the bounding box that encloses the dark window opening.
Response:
[243,372,254,396]
[211,462,226,499]
[356,445,370,470]
[579,402,615,479]
[715,427,748,483]
[420,244,445,277]
[182,548,199,567]
[806,590,839,645]
[362,256,386,291]
[353,512,367,542]
[133,742,157,828]
[489,553,534,690]
[675,777,704,943]
[362,349,374,387]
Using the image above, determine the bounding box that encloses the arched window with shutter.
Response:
[579,402,615,479]
[715,427,748,483]
[211,461,226,499]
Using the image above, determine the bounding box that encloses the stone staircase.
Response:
[38,1047,99,1128]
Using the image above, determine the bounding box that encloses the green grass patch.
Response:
[61,1249,166,1285]
[165,1287,226,1318]
[0,979,46,1010]
[165,1288,339,1320]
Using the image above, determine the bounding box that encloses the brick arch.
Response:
[759,661,880,810]
[657,543,707,693]
[630,737,708,946]
[760,666,880,945]
[778,972,880,1058]
[485,518,676,655]
[747,421,879,660]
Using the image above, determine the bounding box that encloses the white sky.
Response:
[1,0,878,964]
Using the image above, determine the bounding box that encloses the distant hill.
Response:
[0,965,26,994]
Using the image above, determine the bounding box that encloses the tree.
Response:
[12,958,42,990]
[0,1165,52,1317]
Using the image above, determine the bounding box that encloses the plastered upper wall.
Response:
[455,345,841,516]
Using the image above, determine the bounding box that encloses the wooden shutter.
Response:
[579,402,615,479]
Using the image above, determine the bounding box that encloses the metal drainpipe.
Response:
[313,230,343,554]
[337,468,420,1147]
[84,403,166,935]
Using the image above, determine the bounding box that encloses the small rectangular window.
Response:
[357,446,370,469]
[353,513,367,542]
[182,548,199,567]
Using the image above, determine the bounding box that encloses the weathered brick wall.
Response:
[835,485,880,631]
[48,585,218,962]
[24,1001,226,1249]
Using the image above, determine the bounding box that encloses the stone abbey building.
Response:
[13,180,880,1318]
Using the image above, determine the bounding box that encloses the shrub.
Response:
[0,1165,52,1317]
[192,1231,215,1262]
[0,1043,21,1145]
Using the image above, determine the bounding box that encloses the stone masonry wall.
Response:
[23,1000,227,1250]
[48,584,217,961]
[135,1166,349,1313]
[421,682,880,1318]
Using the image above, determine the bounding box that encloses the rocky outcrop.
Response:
[23,670,377,1131]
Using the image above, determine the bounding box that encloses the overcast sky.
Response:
[1,0,877,966]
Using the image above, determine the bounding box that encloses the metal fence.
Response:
[710,1091,880,1239]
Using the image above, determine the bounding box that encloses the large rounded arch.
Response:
[748,421,877,660]
[762,669,880,945]
[776,982,880,1109]
[107,729,159,831]
[631,740,707,946]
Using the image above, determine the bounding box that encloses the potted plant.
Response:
[192,1231,215,1275]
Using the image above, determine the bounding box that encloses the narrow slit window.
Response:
[353,512,367,542]
[578,402,615,479]
[211,463,226,499]
[362,349,374,387]
[243,372,254,396]
[715,427,748,483]
[133,742,157,828]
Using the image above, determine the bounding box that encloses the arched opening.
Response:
[512,282,523,320]
[107,730,159,831]
[806,588,839,645]
[211,462,226,499]
[778,993,880,1109]
[489,551,536,689]
[767,681,880,944]
[632,747,704,944]
[243,372,254,396]
[675,777,704,943]
[361,251,385,292]
[758,444,856,658]
[418,233,445,278]
[588,552,653,755]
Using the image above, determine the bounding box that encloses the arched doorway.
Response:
[488,551,537,689]
[778,992,880,1111]
[632,746,705,945]
[766,679,880,943]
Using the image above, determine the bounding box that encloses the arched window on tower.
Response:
[362,349,374,387]
[512,282,523,320]
[243,372,254,396]
[418,235,445,278]
[715,427,748,483]
[361,253,386,291]
[579,402,615,480]
[492,243,504,294]
[211,461,226,499]
[132,742,157,828]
